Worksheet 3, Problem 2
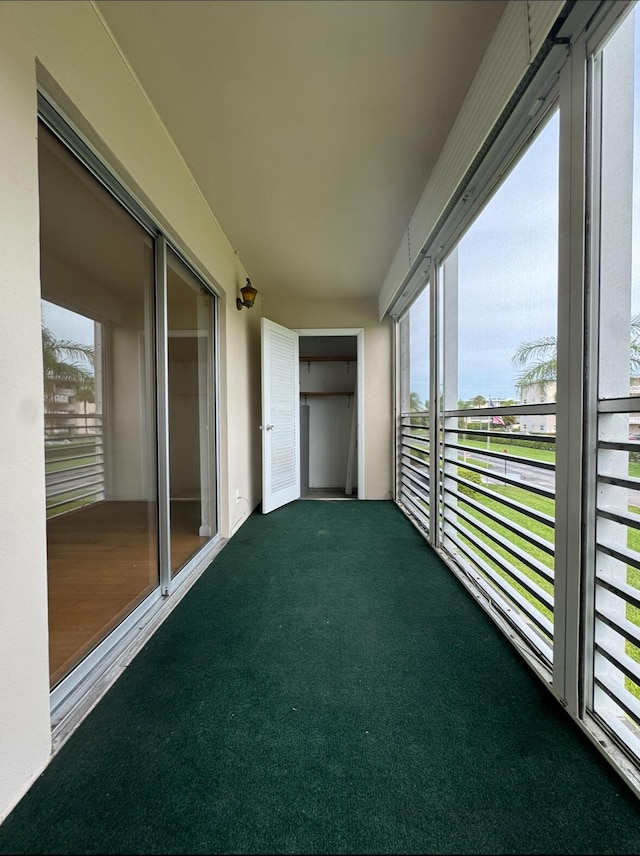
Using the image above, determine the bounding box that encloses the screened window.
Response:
[590,1,640,761]
[398,287,431,533]
[438,108,559,664]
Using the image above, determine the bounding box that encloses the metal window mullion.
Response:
[550,40,588,712]
[429,260,440,548]
[212,292,221,540]
[156,236,172,596]
[393,319,399,501]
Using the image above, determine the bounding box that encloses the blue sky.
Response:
[410,5,640,406]
[408,109,559,407]
[456,110,559,401]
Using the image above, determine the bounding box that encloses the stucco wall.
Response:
[0,1,53,824]
[0,0,392,824]
[0,0,262,821]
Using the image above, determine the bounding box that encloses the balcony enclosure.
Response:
[7,0,640,842]
[396,2,640,780]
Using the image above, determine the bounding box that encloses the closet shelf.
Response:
[299,355,356,362]
[300,391,354,396]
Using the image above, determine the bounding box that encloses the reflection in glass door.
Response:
[167,250,216,575]
[39,122,159,687]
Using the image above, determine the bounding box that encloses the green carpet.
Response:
[2,500,640,854]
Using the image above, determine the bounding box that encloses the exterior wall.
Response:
[0,1,52,824]
[264,296,393,500]
[0,0,388,823]
[0,0,261,821]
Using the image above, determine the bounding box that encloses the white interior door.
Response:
[261,317,300,513]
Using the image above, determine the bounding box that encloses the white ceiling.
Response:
[96,0,506,301]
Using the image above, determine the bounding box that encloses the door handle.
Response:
[260,424,275,431]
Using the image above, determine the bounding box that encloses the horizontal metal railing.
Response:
[591,406,640,756]
[44,412,105,519]
[440,421,556,662]
[398,412,430,534]
[397,408,557,663]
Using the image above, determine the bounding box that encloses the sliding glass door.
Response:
[39,122,159,687]
[38,112,220,691]
[167,249,216,575]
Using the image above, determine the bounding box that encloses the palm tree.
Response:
[409,391,423,412]
[511,336,558,395]
[42,324,94,410]
[512,315,640,395]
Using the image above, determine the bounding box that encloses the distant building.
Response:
[519,382,557,435]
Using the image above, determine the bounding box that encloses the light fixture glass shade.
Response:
[238,279,258,309]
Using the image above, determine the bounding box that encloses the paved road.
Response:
[464,450,640,507]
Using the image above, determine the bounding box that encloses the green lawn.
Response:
[456,485,554,628]
[459,437,556,464]
[458,483,639,701]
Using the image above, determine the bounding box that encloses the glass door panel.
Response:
[38,122,158,688]
[167,250,216,574]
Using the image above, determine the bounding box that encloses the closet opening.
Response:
[298,334,359,500]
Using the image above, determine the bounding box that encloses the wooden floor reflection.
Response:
[47,500,208,687]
